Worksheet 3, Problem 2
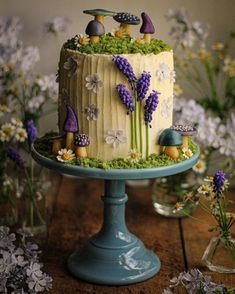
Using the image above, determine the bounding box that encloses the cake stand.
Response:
[32,145,199,285]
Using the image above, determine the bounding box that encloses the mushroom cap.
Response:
[63,104,79,133]
[85,20,105,36]
[170,125,198,136]
[83,9,117,17]
[140,12,155,34]
[113,12,140,25]
[74,134,90,147]
[158,128,183,146]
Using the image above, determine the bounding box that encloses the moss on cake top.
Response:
[64,34,172,55]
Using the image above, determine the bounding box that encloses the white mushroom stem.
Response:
[181,136,189,149]
[144,33,151,44]
[95,15,104,24]
[120,23,131,35]
[66,132,74,150]
[164,146,180,159]
[75,146,87,158]
[52,140,63,155]
[90,35,100,43]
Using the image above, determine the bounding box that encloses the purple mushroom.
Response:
[63,104,79,150]
[170,125,198,149]
[74,134,90,158]
[140,12,155,44]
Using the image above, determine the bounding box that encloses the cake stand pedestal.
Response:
[32,146,199,285]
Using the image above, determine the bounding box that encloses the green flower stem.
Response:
[146,125,149,158]
[139,100,143,155]
[134,91,138,150]
[130,113,134,149]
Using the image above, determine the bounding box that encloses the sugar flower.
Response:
[192,159,206,174]
[144,90,160,127]
[156,62,175,82]
[137,71,151,101]
[105,130,127,148]
[85,74,103,93]
[57,149,75,162]
[15,127,27,142]
[63,57,80,77]
[26,120,37,145]
[84,104,99,121]
[182,147,193,159]
[129,149,141,161]
[111,26,126,38]
[161,97,172,118]
[116,84,135,114]
[6,147,24,168]
[74,34,89,47]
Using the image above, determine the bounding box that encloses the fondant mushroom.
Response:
[170,125,197,149]
[83,9,117,25]
[140,12,155,44]
[158,128,183,159]
[74,134,90,158]
[63,104,79,150]
[49,135,65,155]
[113,12,140,36]
[85,20,105,43]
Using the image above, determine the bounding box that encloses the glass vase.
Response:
[202,234,235,273]
[152,171,198,218]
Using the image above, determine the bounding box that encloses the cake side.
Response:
[58,48,174,160]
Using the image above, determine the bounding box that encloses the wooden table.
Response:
[43,176,235,293]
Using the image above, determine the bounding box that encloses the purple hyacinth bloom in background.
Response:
[213,170,226,192]
[144,90,160,126]
[26,120,37,145]
[116,84,135,114]
[6,147,24,168]
[112,55,137,86]
[137,71,151,101]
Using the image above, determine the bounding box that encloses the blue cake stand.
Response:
[32,145,199,285]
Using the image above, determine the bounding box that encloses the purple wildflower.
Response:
[116,84,135,114]
[26,120,37,145]
[6,147,24,168]
[213,170,226,193]
[144,90,160,127]
[137,71,151,101]
[112,55,137,87]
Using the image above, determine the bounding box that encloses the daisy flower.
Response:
[15,127,28,142]
[74,34,89,47]
[1,123,16,141]
[111,27,126,38]
[128,149,141,162]
[192,159,206,174]
[173,202,183,213]
[11,117,23,127]
[197,184,211,195]
[0,130,7,142]
[173,84,183,97]
[57,149,75,163]
[131,37,145,45]
[182,148,193,159]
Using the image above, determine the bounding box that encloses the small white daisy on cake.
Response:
[111,27,126,38]
[128,149,141,162]
[57,148,75,162]
[74,34,89,47]
[182,148,193,159]
[192,159,206,174]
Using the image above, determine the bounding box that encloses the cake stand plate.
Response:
[32,146,200,285]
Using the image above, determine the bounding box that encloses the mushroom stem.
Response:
[144,33,151,44]
[182,136,189,149]
[164,146,180,159]
[66,132,74,150]
[75,146,87,158]
[95,15,104,24]
[52,140,63,155]
[90,35,100,43]
[120,23,131,35]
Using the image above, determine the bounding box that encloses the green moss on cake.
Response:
[64,34,172,55]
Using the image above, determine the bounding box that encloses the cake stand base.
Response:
[67,179,160,285]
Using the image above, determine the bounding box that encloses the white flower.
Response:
[26,95,45,113]
[56,149,75,162]
[192,159,206,174]
[0,104,10,113]
[15,127,27,142]
[63,57,80,77]
[161,97,173,118]
[128,149,141,161]
[20,46,40,72]
[156,62,175,82]
[44,16,70,35]
[84,104,99,121]
[85,74,103,93]
[0,130,7,142]
[111,27,127,38]
[11,117,23,127]
[105,130,127,148]
[197,184,211,195]
[182,148,193,159]
[1,123,15,141]
[74,34,89,47]
[173,202,183,213]
[165,8,189,23]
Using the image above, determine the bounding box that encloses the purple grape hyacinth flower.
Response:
[213,170,226,193]
[144,90,160,127]
[112,55,137,87]
[116,84,135,114]
[6,147,24,168]
[26,120,37,145]
[137,71,151,101]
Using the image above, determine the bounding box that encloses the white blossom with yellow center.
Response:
[15,127,27,142]
[111,27,126,38]
[192,159,206,174]
[0,130,7,142]
[174,84,183,97]
[128,149,141,162]
[182,148,193,159]
[0,104,10,113]
[1,123,16,141]
[11,117,23,127]
[57,148,75,163]
[197,184,211,195]
[212,42,224,51]
[74,34,89,47]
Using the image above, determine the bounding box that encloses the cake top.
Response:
[63,9,172,55]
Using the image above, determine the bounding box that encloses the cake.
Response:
[57,10,175,162]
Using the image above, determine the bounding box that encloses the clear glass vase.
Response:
[152,171,198,218]
[202,234,235,273]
